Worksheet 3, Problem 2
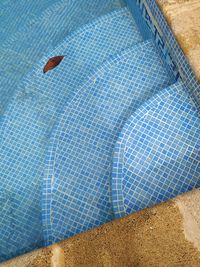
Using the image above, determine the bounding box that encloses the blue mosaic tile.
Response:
[0,0,52,42]
[0,7,142,260]
[112,81,200,218]
[43,40,174,245]
[133,0,200,107]
[0,0,125,115]
[1,0,199,262]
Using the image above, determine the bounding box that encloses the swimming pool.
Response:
[0,0,199,262]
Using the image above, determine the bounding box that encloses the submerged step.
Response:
[112,81,200,218]
[0,7,143,261]
[42,40,175,245]
[0,0,53,42]
[0,0,124,114]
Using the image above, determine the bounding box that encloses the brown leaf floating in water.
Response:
[43,55,64,73]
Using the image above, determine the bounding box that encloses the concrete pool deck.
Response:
[1,189,200,266]
[157,0,200,82]
[1,0,200,266]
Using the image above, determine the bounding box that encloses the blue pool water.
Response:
[0,0,199,262]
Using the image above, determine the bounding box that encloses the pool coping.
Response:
[1,188,200,266]
[156,0,200,83]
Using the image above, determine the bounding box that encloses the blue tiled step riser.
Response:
[0,7,142,260]
[112,81,200,218]
[42,40,175,245]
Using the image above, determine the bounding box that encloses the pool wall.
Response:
[126,0,200,107]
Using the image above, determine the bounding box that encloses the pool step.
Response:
[42,40,175,245]
[0,0,55,42]
[0,7,143,260]
[0,0,124,114]
[112,81,200,218]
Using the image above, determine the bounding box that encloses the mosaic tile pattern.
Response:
[112,81,200,218]
[0,7,142,261]
[0,0,53,42]
[1,0,198,262]
[124,0,151,40]
[133,0,200,107]
[43,40,174,245]
[0,0,124,115]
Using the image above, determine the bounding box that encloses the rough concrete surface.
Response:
[1,189,200,267]
[176,189,200,252]
[156,0,200,82]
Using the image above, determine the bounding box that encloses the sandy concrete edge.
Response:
[1,189,200,267]
[156,0,200,82]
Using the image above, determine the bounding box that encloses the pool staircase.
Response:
[0,1,199,262]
